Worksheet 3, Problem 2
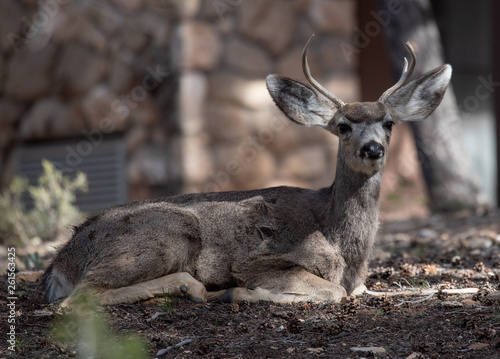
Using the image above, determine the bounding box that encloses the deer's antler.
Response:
[379,41,417,102]
[302,34,345,109]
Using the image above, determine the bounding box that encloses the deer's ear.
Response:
[383,64,452,122]
[266,75,340,127]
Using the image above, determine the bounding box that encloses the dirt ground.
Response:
[2,210,500,359]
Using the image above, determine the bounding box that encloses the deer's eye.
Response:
[384,121,395,131]
[337,123,352,135]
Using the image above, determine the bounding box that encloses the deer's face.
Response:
[267,37,451,177]
[331,102,393,175]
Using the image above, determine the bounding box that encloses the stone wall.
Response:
[0,0,361,203]
[0,0,181,199]
[1,0,426,218]
[176,0,360,194]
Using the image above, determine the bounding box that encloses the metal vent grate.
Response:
[16,136,127,214]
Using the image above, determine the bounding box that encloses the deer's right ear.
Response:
[266,75,340,128]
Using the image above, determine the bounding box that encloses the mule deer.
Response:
[42,36,451,305]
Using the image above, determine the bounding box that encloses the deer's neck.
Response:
[325,154,382,249]
[318,154,383,293]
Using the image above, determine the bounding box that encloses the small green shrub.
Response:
[52,293,147,359]
[0,159,88,245]
[161,295,177,313]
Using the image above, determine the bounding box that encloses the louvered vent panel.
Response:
[16,137,127,214]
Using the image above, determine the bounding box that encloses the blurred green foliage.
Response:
[52,293,147,359]
[0,159,88,245]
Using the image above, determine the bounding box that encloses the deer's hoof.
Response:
[215,288,235,303]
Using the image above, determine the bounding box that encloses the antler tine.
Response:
[302,34,345,109]
[379,41,417,102]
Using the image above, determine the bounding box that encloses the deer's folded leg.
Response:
[61,272,207,307]
[214,268,346,304]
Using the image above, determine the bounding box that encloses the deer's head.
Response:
[267,36,451,176]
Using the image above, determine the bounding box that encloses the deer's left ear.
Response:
[383,64,452,122]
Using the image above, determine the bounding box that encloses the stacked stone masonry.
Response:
[1,0,427,215]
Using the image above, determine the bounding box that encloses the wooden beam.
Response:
[357,0,393,101]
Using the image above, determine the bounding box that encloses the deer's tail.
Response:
[41,262,75,303]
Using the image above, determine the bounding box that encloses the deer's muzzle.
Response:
[361,141,384,160]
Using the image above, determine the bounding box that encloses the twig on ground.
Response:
[365,288,478,297]
[266,339,307,344]
[392,281,405,290]
[394,292,436,307]
[146,311,166,323]
[156,339,193,357]
[317,301,333,310]
[329,331,352,340]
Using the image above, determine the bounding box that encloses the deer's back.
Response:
[57,186,330,289]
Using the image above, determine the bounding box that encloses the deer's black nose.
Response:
[361,141,384,159]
